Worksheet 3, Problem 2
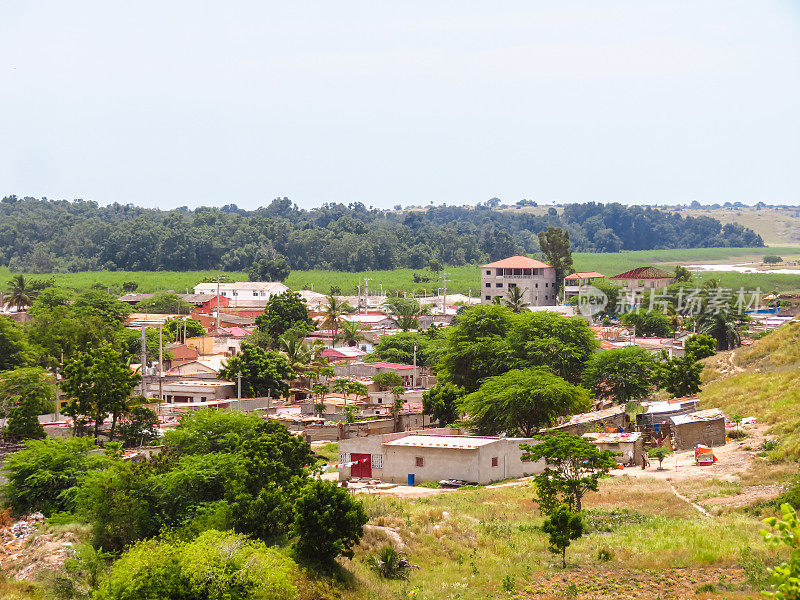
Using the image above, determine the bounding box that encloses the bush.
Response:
[93,530,298,600]
[293,480,368,566]
[365,545,417,579]
[118,406,159,447]
[727,429,748,440]
[2,437,108,516]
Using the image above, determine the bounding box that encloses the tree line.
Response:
[0,195,763,273]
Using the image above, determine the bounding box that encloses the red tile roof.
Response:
[370,362,415,370]
[565,271,605,280]
[481,255,553,269]
[610,266,674,280]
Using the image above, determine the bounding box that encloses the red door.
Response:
[351,453,372,478]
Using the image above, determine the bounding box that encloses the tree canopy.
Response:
[218,344,294,398]
[581,346,657,404]
[255,291,314,342]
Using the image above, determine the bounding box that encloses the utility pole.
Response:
[216,275,221,331]
[158,325,164,402]
[183,316,187,343]
[413,343,417,388]
[363,278,372,313]
[357,280,362,313]
[140,325,147,398]
[441,272,449,315]
[237,372,242,401]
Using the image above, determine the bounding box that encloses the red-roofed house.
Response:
[610,266,675,297]
[321,346,367,362]
[480,256,556,306]
[563,272,606,300]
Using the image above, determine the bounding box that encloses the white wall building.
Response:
[192,282,290,304]
[480,256,557,306]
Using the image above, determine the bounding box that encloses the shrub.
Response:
[293,479,368,566]
[727,429,748,440]
[365,545,417,579]
[596,547,614,562]
[93,530,298,600]
[501,574,515,593]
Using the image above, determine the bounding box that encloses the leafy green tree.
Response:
[5,394,46,442]
[581,347,657,404]
[674,265,693,283]
[390,386,405,413]
[121,281,138,293]
[760,503,800,600]
[0,368,55,419]
[620,309,673,337]
[648,445,672,470]
[367,331,443,368]
[422,383,464,426]
[538,226,574,294]
[255,291,314,342]
[346,380,368,400]
[118,405,159,447]
[461,368,590,437]
[319,296,354,344]
[163,408,267,455]
[134,292,193,315]
[521,433,618,512]
[655,355,702,397]
[2,436,107,515]
[342,405,359,423]
[372,372,404,391]
[313,384,329,401]
[93,530,298,600]
[293,479,368,565]
[542,505,585,568]
[684,333,717,360]
[0,318,33,370]
[73,290,132,324]
[163,317,205,342]
[763,255,783,264]
[61,344,141,442]
[248,255,292,282]
[504,285,530,313]
[218,344,294,398]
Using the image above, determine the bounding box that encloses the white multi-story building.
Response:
[192,281,290,305]
[480,256,557,306]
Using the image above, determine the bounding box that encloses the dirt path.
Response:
[666,480,712,517]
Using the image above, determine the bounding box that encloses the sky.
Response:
[1,1,799,210]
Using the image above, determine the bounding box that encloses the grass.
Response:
[313,442,340,465]
[3,246,799,296]
[343,476,780,600]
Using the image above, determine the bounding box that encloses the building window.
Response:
[415,457,424,467]
[492,457,499,467]
[200,397,207,402]
[485,270,491,275]
[496,283,503,288]
[545,283,549,288]
[485,295,490,300]
[485,283,491,288]
[508,283,517,289]
[535,283,539,288]
[371,454,383,469]
[523,268,531,275]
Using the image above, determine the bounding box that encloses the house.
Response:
[670,409,726,450]
[165,358,226,379]
[636,397,699,438]
[158,379,236,403]
[480,256,557,306]
[118,293,229,311]
[333,361,420,387]
[338,431,545,484]
[163,342,198,368]
[563,272,606,300]
[125,313,183,327]
[551,405,629,436]
[582,432,644,465]
[192,282,290,305]
[185,332,243,357]
[321,347,367,363]
[610,267,675,299]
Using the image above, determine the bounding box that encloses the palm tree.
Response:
[698,310,741,351]
[503,286,529,313]
[279,335,312,382]
[320,296,353,346]
[338,321,367,347]
[5,274,35,311]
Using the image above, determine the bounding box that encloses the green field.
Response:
[3,246,800,296]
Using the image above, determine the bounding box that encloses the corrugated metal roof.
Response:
[556,405,625,427]
[670,409,725,426]
[583,432,642,443]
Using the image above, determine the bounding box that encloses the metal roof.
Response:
[556,405,626,426]
[670,409,725,426]
[582,432,642,443]
[565,272,605,280]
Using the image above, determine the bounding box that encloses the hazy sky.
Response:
[2,2,799,209]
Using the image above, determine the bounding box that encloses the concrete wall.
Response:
[593,439,644,465]
[553,412,628,437]
[672,418,726,451]
[480,267,557,306]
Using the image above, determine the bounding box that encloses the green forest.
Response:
[0,196,763,273]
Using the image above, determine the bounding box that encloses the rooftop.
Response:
[481,255,553,270]
[321,347,367,358]
[583,432,642,443]
[194,281,289,291]
[369,362,415,370]
[610,266,674,280]
[556,405,626,426]
[565,272,605,280]
[383,435,501,449]
[670,408,725,426]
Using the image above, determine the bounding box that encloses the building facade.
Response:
[480,256,557,306]
[192,281,290,304]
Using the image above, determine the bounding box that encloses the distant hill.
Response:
[700,322,800,460]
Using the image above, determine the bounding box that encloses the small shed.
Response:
[582,432,644,465]
[636,397,699,431]
[669,409,726,451]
